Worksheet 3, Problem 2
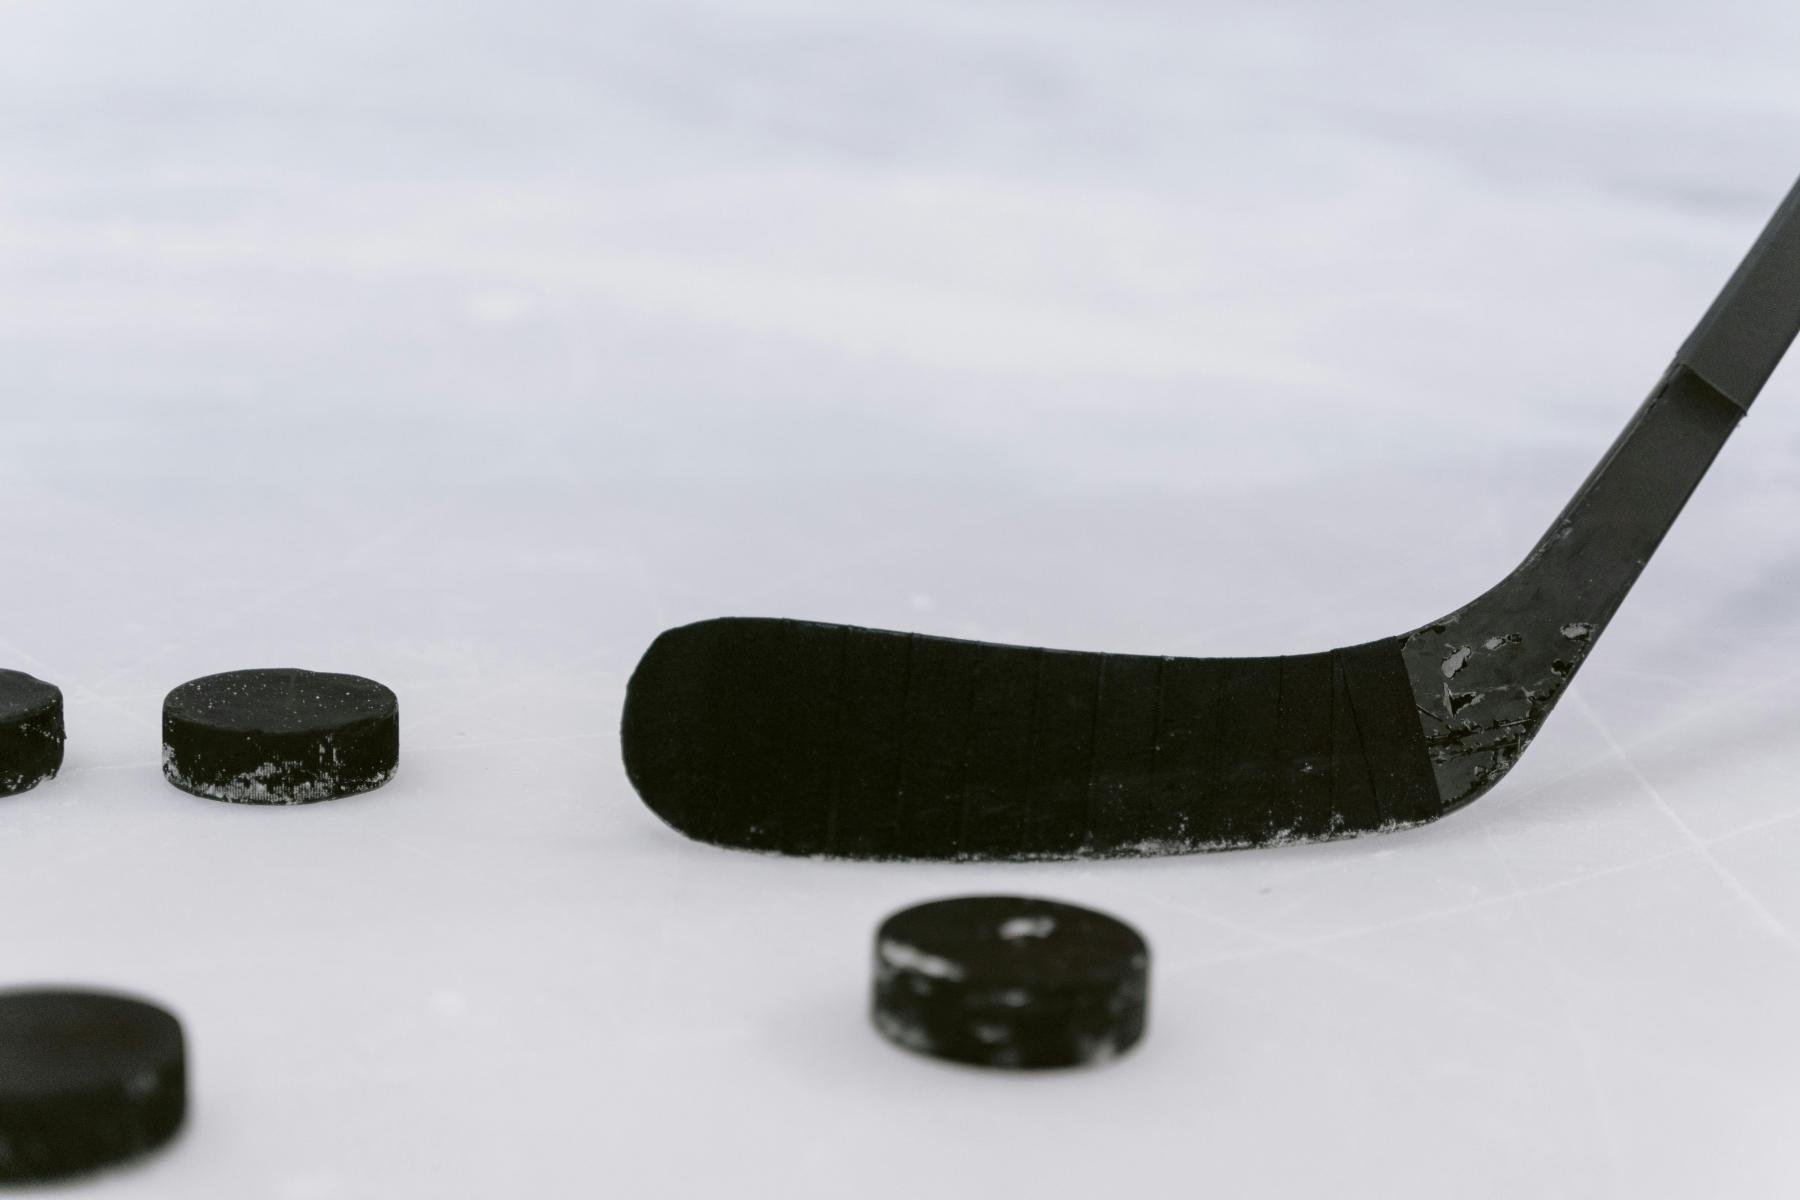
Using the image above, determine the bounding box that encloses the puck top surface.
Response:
[0,669,60,724]
[0,989,183,1101]
[164,668,395,734]
[877,895,1147,991]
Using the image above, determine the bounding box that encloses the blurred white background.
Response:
[3,1,1800,1195]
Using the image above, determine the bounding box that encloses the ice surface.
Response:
[3,0,1800,1196]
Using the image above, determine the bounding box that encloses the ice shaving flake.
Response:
[786,813,1430,864]
[1074,1033,1121,1066]
[878,938,966,981]
[873,1009,937,1053]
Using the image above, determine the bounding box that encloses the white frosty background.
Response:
[2,1,1800,1197]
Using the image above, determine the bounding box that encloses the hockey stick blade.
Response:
[622,172,1800,860]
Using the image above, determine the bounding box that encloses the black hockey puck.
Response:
[162,668,399,804]
[0,669,65,798]
[871,895,1149,1069]
[0,988,187,1182]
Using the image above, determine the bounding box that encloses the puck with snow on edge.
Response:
[0,669,65,798]
[162,668,399,804]
[871,895,1150,1069]
[0,987,187,1182]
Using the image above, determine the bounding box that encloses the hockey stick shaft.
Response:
[1675,172,1800,411]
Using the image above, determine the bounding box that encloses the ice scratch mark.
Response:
[1478,826,1628,1181]
[1572,691,1800,960]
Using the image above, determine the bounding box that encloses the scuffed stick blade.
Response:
[620,173,1800,860]
[622,617,1442,860]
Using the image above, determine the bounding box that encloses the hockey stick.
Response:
[622,172,1800,860]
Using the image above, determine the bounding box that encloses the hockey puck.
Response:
[0,669,65,798]
[162,668,399,804]
[871,895,1149,1069]
[0,988,186,1182]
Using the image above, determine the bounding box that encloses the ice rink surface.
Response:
[4,1,1800,1195]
